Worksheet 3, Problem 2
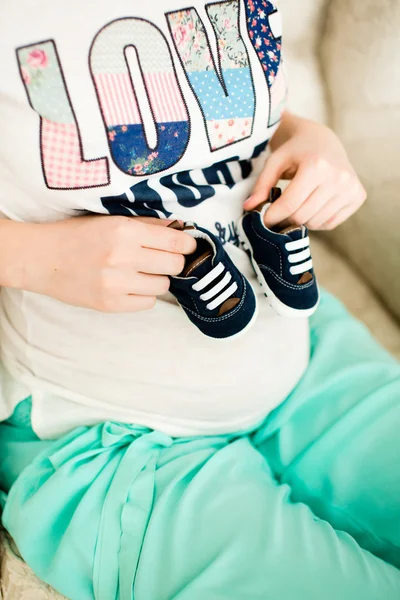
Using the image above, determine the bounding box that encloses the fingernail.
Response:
[244,196,253,207]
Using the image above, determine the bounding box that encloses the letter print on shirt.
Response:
[101,142,266,218]
[89,18,190,176]
[16,41,110,190]
[166,0,256,152]
[244,0,285,126]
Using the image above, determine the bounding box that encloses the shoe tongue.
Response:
[168,220,196,232]
[255,187,282,215]
[181,248,213,278]
[218,297,240,316]
[279,224,306,240]
[298,271,313,284]
[179,235,240,315]
[168,221,213,278]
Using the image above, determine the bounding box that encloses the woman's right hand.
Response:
[2,215,196,313]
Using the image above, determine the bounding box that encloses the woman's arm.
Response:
[0,216,195,311]
[245,111,367,230]
[0,219,39,289]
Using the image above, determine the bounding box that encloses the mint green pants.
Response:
[0,292,400,600]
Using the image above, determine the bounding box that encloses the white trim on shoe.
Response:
[237,216,319,319]
[175,293,259,342]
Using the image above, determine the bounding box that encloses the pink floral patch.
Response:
[27,49,48,69]
[21,66,31,85]
[208,116,253,150]
[173,26,188,47]
[134,164,143,174]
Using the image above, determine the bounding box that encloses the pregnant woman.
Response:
[0,1,399,598]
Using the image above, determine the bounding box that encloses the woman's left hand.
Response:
[244,113,367,231]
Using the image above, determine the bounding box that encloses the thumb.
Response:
[244,149,288,211]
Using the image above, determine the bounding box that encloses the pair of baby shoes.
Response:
[168,188,319,340]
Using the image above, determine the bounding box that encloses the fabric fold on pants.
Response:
[1,292,400,600]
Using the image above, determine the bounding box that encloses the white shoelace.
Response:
[285,236,313,276]
[192,262,238,311]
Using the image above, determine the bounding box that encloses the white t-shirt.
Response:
[0,0,309,439]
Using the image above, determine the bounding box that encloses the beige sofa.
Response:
[1,0,400,597]
[281,0,400,358]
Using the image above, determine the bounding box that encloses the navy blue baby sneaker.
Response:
[237,188,319,318]
[168,221,257,339]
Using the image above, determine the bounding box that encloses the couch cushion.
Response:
[0,528,65,600]
[312,236,400,359]
[320,0,400,320]
[279,0,329,124]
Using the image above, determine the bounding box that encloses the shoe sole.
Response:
[228,295,259,341]
[177,292,259,341]
[237,217,319,319]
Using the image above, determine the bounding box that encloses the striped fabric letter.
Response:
[90,18,190,176]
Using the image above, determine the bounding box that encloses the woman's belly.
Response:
[0,245,310,439]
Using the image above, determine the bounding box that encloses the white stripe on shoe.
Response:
[288,248,311,264]
[284,236,313,275]
[290,259,313,276]
[285,236,310,252]
[206,282,239,311]
[192,262,224,292]
[192,262,239,312]
[200,271,232,302]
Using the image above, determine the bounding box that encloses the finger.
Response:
[101,269,170,296]
[100,294,157,314]
[139,248,185,276]
[244,150,288,210]
[318,204,358,231]
[284,186,333,227]
[305,196,350,230]
[128,272,170,296]
[263,164,318,228]
[136,221,197,255]
[322,185,366,230]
